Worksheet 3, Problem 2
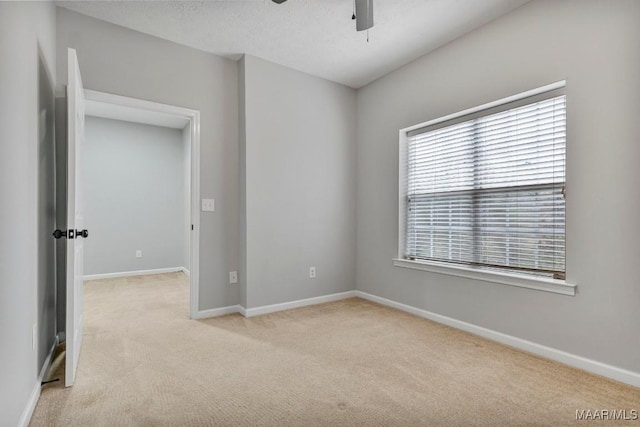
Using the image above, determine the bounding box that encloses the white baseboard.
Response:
[243,290,357,317]
[18,380,41,427]
[237,305,247,317]
[83,267,184,280]
[193,305,242,320]
[193,291,357,320]
[181,267,190,277]
[355,291,640,388]
[18,336,58,427]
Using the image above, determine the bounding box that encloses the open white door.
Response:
[65,48,86,387]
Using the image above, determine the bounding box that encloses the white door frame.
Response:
[83,89,201,319]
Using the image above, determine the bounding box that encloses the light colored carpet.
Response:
[31,272,639,426]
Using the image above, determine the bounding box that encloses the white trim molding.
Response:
[243,291,357,317]
[193,305,242,320]
[19,336,59,427]
[19,381,41,427]
[83,89,201,320]
[84,89,200,121]
[401,80,567,135]
[193,291,358,320]
[393,258,576,296]
[83,267,184,281]
[188,109,201,321]
[355,291,640,388]
[181,267,190,277]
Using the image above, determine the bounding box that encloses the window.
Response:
[401,85,566,281]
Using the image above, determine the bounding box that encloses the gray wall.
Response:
[241,55,357,308]
[37,48,58,378]
[55,96,68,337]
[0,1,57,425]
[356,0,640,373]
[83,117,186,276]
[57,7,239,310]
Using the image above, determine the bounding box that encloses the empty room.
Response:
[1,1,639,426]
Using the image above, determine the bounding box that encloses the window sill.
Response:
[392,258,576,296]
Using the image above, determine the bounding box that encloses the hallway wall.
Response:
[83,117,186,276]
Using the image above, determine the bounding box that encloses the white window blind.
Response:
[405,90,566,279]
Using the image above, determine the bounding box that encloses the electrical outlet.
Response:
[201,198,215,212]
[136,250,142,258]
[309,267,316,279]
[229,271,238,284]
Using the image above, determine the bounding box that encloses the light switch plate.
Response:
[202,198,215,212]
[229,271,238,284]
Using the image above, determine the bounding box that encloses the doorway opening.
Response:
[83,90,201,320]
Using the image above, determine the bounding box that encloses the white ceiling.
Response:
[57,0,530,89]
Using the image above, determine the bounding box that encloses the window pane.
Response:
[406,94,566,276]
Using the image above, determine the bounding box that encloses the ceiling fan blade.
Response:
[355,0,374,31]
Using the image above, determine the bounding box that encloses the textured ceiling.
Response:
[56,0,530,88]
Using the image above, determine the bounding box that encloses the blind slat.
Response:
[405,94,566,276]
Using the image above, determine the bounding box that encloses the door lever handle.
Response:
[52,229,77,239]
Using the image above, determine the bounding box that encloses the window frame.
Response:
[396,81,575,296]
